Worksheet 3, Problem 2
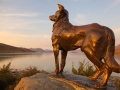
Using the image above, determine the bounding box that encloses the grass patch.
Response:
[0,62,48,90]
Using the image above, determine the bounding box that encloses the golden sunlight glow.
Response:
[0,32,52,49]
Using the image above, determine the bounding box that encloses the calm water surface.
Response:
[0,52,120,76]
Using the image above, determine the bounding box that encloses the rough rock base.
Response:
[14,73,117,90]
[14,73,75,90]
[49,73,117,90]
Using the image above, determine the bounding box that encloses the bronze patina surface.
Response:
[49,4,120,88]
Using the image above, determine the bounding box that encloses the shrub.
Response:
[72,60,97,77]
[0,62,16,90]
[19,66,40,78]
[0,63,48,90]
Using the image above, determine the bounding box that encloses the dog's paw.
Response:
[88,76,97,81]
[94,83,106,90]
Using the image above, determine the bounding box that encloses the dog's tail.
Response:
[104,27,120,73]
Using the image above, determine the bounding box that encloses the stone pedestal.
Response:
[14,73,117,90]
[49,73,117,90]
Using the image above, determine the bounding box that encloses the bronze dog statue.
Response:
[49,4,120,88]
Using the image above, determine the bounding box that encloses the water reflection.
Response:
[115,55,120,61]
[0,52,120,76]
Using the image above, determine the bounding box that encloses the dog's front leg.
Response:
[53,44,59,75]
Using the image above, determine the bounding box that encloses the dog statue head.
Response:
[49,4,69,22]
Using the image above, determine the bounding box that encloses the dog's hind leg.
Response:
[82,47,112,87]
[89,64,103,80]
[81,32,108,81]
[59,49,68,73]
[95,64,112,87]
[82,48,108,87]
[82,47,103,72]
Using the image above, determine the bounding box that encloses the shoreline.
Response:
[10,68,120,81]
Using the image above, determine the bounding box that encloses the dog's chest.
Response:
[52,26,85,50]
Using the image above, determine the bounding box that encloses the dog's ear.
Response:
[57,4,64,10]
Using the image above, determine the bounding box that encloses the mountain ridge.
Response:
[0,43,34,53]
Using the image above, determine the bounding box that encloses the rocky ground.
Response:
[14,73,118,90]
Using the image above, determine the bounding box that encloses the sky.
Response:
[0,0,120,49]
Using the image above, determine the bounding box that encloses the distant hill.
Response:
[29,48,53,53]
[0,43,34,53]
[29,48,44,52]
[115,44,120,54]
[44,49,53,52]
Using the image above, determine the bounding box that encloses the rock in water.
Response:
[14,73,117,90]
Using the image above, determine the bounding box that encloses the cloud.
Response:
[0,15,49,31]
[0,13,41,17]
[113,28,120,45]
[72,0,79,1]
[0,31,50,39]
[113,28,120,37]
[0,12,45,30]
[43,35,51,38]
[104,0,120,12]
[0,6,12,12]
[74,13,87,25]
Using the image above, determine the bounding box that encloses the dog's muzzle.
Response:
[49,15,55,21]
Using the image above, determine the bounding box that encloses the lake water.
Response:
[0,51,120,76]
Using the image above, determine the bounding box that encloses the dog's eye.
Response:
[57,13,60,16]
